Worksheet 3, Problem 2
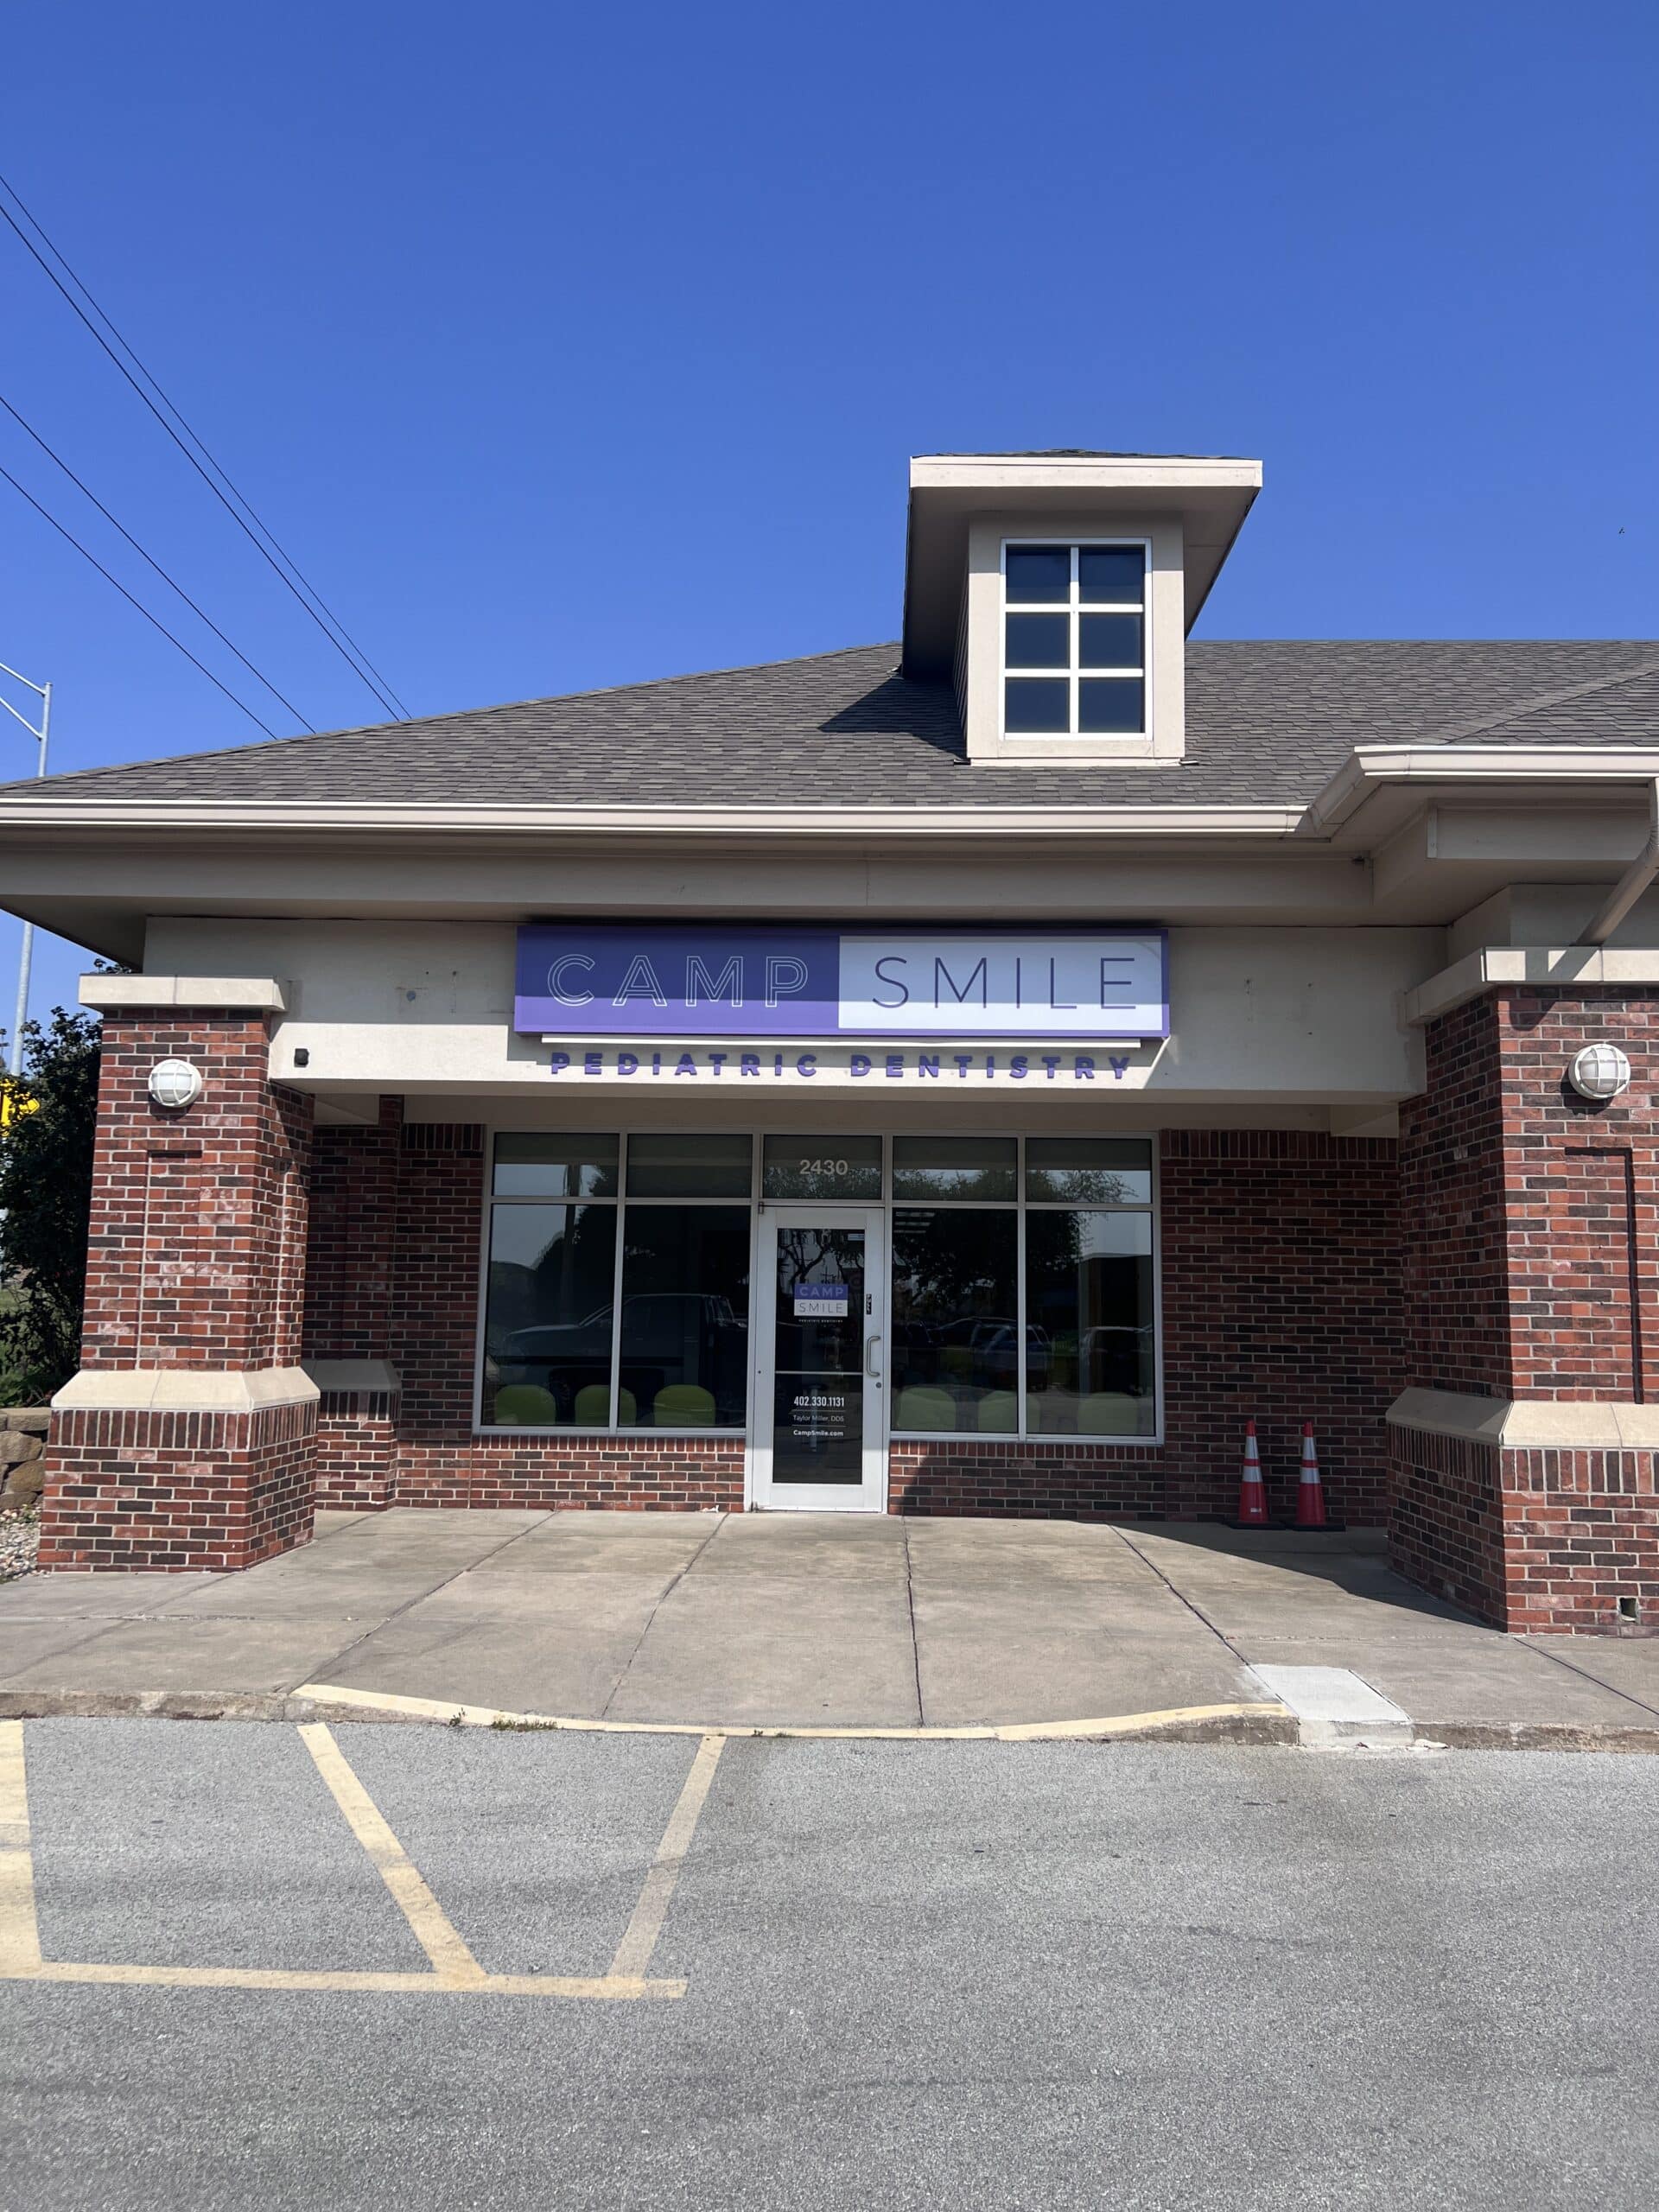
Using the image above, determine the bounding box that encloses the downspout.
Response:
[1580,778,1659,945]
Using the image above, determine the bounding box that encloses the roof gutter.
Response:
[0,799,1306,840]
[1299,745,1659,836]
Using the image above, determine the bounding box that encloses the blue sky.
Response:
[3,0,1656,1023]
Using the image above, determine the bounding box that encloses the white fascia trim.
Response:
[79,974,287,1014]
[0,801,1305,840]
[910,455,1262,493]
[54,1365,321,1414]
[1302,747,1659,835]
[1403,945,1659,1025]
[1389,1385,1659,1451]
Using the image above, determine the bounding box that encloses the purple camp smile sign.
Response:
[514,925,1167,1041]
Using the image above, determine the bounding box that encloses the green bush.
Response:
[0,1004,99,1402]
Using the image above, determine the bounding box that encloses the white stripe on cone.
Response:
[1295,1421,1327,1529]
[1237,1418,1268,1526]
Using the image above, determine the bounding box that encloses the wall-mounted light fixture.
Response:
[1567,1043,1631,1103]
[148,1058,204,1111]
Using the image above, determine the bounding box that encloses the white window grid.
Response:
[1001,538,1147,736]
[475,1130,1164,1446]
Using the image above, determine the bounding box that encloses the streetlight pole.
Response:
[0,663,51,1078]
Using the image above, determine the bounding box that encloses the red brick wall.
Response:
[1389,987,1659,1632]
[41,1009,319,1571]
[1398,995,1511,1395]
[39,1398,316,1572]
[1157,1130,1401,1522]
[79,1012,312,1371]
[1387,1422,1505,1618]
[1499,989,1659,1398]
[303,1096,402,1364]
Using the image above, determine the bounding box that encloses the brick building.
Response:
[3,452,1657,1635]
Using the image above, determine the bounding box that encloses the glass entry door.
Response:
[751,1208,887,1511]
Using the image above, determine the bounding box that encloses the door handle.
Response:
[865,1332,881,1381]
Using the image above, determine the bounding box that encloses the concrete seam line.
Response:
[292,1682,1292,1740]
[607,1732,725,1980]
[300,1512,556,1690]
[297,1722,486,1986]
[596,1512,728,1724]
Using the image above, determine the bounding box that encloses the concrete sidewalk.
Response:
[2,1509,1657,1745]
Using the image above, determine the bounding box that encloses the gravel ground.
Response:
[0,1506,38,1580]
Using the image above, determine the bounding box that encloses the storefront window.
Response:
[480,1130,1157,1440]
[1024,1209,1154,1436]
[483,1203,619,1427]
[492,1133,619,1198]
[762,1134,883,1201]
[891,1208,1020,1434]
[892,1135,1017,1202]
[616,1206,751,1427]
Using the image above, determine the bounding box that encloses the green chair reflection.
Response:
[573,1384,636,1427]
[895,1385,956,1433]
[654,1384,716,1427]
[1078,1393,1142,1435]
[975,1391,1018,1433]
[493,1384,560,1427]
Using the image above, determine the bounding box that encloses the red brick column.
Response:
[39,998,319,1572]
[302,1095,404,1509]
[1389,986,1659,1632]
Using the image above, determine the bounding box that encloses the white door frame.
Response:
[749,1205,887,1512]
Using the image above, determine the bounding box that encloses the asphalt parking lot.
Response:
[3,1719,1657,2209]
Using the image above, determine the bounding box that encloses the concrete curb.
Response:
[0,1685,1300,1744]
[1,1683,1657,1751]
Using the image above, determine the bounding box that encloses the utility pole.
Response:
[0,662,51,1077]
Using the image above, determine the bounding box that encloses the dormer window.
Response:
[1002,541,1146,735]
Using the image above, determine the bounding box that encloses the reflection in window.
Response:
[1025,1211,1154,1436]
[616,1206,751,1427]
[625,1133,753,1198]
[891,1135,1017,1202]
[890,1208,1020,1434]
[493,1133,620,1198]
[482,1203,619,1427]
[1025,1136,1153,1205]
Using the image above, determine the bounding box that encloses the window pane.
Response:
[1005,678,1070,734]
[625,1132,753,1198]
[1077,613,1142,670]
[762,1135,884,1200]
[1026,1137,1153,1205]
[1025,1210,1154,1437]
[616,1205,751,1427]
[482,1203,618,1427]
[1078,678,1144,734]
[493,1132,619,1198]
[892,1135,1017,1201]
[1077,546,1144,602]
[1004,545,1071,602]
[1004,613,1069,670]
[891,1207,1020,1432]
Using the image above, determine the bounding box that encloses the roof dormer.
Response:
[902,451,1261,766]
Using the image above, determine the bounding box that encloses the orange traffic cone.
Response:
[1294,1421,1328,1529]
[1235,1419,1269,1527]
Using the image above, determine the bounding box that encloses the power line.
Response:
[0,392,315,730]
[0,461,279,738]
[0,172,410,721]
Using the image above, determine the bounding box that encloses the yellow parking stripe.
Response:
[608,1732,724,1981]
[0,1721,41,1976]
[298,1723,486,1987]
